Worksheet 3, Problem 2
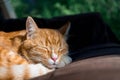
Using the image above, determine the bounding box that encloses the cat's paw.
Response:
[56,55,72,68]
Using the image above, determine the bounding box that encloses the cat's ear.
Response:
[26,16,38,39]
[59,22,71,36]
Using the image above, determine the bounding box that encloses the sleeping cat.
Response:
[0,16,72,80]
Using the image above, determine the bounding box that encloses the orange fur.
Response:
[0,16,72,80]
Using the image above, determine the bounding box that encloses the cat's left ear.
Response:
[26,16,39,39]
[59,22,71,36]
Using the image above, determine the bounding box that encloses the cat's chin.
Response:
[48,65,56,69]
[47,64,57,69]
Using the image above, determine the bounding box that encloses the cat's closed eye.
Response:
[59,48,67,53]
[30,47,48,55]
[59,48,63,51]
[42,47,49,51]
[35,46,48,51]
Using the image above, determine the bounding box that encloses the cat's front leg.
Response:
[56,55,72,68]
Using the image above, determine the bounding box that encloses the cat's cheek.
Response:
[56,55,72,68]
[53,58,59,64]
[56,61,66,68]
[62,55,72,64]
[48,59,54,65]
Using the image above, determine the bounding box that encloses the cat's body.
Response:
[0,17,72,80]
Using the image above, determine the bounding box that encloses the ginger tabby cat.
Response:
[0,17,72,80]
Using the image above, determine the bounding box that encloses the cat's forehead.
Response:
[34,28,66,47]
[38,29,62,37]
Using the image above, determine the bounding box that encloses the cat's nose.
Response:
[51,57,57,62]
[51,53,58,62]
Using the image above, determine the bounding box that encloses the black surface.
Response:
[70,43,120,61]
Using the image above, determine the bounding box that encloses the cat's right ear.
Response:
[59,22,71,40]
[59,22,71,36]
[26,16,38,39]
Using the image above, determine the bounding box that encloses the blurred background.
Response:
[0,0,120,39]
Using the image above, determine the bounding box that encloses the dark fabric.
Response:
[31,56,120,80]
[70,43,120,61]
[0,12,119,52]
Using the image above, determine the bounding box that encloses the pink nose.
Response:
[51,57,57,62]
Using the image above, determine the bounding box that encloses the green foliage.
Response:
[11,0,120,39]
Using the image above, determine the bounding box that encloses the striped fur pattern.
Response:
[0,17,72,80]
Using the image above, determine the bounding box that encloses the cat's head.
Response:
[20,16,71,68]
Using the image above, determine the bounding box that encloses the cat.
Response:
[0,16,72,80]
